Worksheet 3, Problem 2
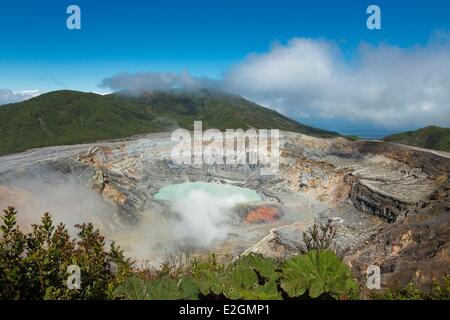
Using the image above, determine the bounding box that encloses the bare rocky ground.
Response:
[0,131,448,291]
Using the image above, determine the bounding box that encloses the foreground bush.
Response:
[0,207,133,300]
[4,208,446,300]
[371,275,450,300]
[114,250,359,300]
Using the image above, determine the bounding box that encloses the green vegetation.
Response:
[2,208,447,300]
[280,250,359,299]
[114,250,358,300]
[344,135,362,141]
[0,207,132,299]
[0,208,355,300]
[383,125,450,152]
[0,89,338,156]
[296,221,336,254]
[371,276,450,300]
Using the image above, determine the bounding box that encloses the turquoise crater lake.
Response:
[154,182,261,203]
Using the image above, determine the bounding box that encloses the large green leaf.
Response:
[223,285,242,300]
[193,270,223,296]
[178,276,200,300]
[115,276,193,300]
[280,250,357,299]
[237,254,279,282]
[222,265,259,299]
[113,276,149,300]
[239,280,282,300]
[146,276,186,300]
[228,264,259,289]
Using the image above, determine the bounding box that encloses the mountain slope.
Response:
[383,126,450,152]
[122,89,338,135]
[0,89,338,156]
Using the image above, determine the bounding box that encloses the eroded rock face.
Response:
[0,131,448,290]
[345,181,450,291]
[249,133,450,291]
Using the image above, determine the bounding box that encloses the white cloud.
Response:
[223,37,450,128]
[0,89,41,105]
[99,35,450,129]
[99,71,219,93]
[90,91,111,96]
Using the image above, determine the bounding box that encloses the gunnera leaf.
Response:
[177,276,200,300]
[222,263,259,299]
[236,254,279,282]
[228,264,259,289]
[239,280,282,300]
[280,250,357,299]
[114,276,150,300]
[223,285,242,300]
[146,276,185,300]
[193,270,223,296]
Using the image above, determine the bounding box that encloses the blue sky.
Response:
[1,0,450,137]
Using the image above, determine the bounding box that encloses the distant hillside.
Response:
[0,89,338,156]
[383,126,450,152]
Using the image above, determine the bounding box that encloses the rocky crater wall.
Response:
[345,175,414,223]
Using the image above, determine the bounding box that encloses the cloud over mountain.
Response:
[0,89,41,105]
[99,35,450,129]
[99,71,219,93]
[224,37,450,129]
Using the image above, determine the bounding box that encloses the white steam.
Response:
[0,172,249,263]
[0,173,120,235]
[169,189,246,247]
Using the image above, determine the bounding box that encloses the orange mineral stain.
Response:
[244,207,279,224]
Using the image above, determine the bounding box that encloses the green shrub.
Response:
[280,250,358,299]
[113,276,150,300]
[5,207,448,301]
[430,274,450,299]
[114,251,358,300]
[372,275,450,300]
[297,222,337,254]
[0,207,133,300]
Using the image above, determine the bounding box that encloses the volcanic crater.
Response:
[0,131,448,290]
